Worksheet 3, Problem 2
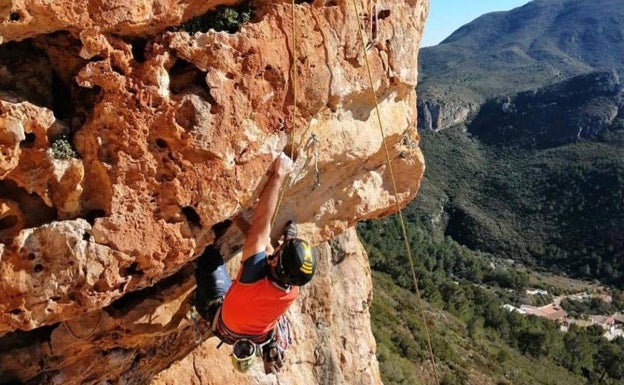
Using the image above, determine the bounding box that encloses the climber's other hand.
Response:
[262,341,285,374]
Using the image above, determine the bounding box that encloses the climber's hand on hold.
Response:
[262,340,285,374]
[274,152,294,178]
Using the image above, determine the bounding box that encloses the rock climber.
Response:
[194,152,317,374]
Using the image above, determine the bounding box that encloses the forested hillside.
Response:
[359,212,624,385]
[414,0,624,287]
[361,0,624,383]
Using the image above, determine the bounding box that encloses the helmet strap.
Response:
[267,274,292,292]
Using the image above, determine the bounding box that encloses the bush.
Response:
[172,3,254,34]
[51,135,77,159]
[440,371,467,385]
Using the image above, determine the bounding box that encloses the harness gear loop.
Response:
[350,0,440,383]
[276,314,293,351]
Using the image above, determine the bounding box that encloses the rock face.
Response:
[417,99,474,131]
[151,228,380,385]
[0,0,428,383]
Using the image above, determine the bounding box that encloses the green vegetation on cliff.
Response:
[359,215,624,385]
[171,3,254,34]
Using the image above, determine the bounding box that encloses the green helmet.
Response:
[275,238,317,286]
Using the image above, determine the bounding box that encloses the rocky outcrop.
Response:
[0,0,428,383]
[469,70,624,147]
[417,99,474,131]
[0,0,242,43]
[151,228,380,385]
[0,228,379,385]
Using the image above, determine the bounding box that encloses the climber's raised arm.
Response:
[242,153,294,262]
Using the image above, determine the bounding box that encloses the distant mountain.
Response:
[418,0,624,130]
[407,0,624,286]
[469,70,624,147]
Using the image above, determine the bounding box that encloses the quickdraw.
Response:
[189,305,203,344]
[275,314,293,351]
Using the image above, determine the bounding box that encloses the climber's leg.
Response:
[195,245,232,320]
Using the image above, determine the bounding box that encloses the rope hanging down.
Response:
[288,0,298,162]
[272,0,300,228]
[269,2,438,383]
[350,0,440,383]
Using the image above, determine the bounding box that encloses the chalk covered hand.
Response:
[274,152,294,177]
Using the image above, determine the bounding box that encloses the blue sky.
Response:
[421,0,531,47]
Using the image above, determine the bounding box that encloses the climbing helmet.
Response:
[274,238,317,286]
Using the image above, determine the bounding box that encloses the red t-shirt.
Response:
[221,252,299,336]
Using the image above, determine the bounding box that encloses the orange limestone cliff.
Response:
[151,228,381,385]
[0,0,429,383]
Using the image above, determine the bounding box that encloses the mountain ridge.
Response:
[418,0,624,130]
[412,0,624,289]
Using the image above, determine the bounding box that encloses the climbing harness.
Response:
[229,314,292,373]
[201,295,293,374]
[350,0,441,383]
[192,296,282,373]
[210,304,274,346]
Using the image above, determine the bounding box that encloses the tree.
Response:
[518,328,546,357]
[561,328,596,374]
[595,342,624,383]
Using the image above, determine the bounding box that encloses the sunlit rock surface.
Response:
[0,0,428,383]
